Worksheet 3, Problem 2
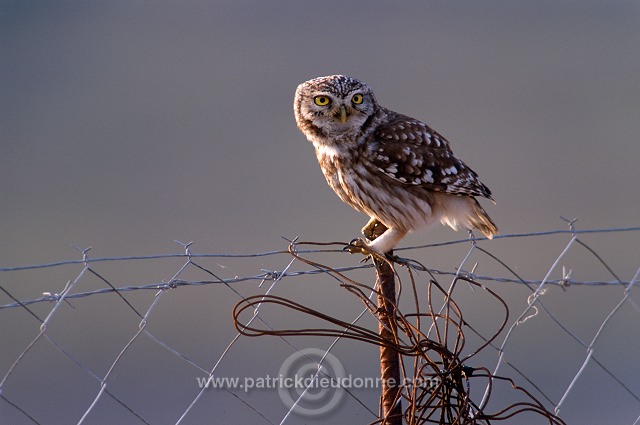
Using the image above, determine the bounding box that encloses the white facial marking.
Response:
[315,143,341,159]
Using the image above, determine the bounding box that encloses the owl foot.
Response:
[361,219,388,240]
[344,238,396,263]
[344,238,370,256]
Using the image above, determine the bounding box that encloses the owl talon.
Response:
[345,238,392,263]
[344,238,369,255]
[359,256,371,264]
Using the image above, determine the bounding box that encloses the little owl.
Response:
[294,75,497,256]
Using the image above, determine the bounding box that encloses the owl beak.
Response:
[339,105,347,123]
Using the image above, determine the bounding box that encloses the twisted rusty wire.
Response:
[233,241,566,425]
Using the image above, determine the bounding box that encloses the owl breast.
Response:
[315,146,437,233]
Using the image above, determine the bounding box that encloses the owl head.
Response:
[294,75,378,140]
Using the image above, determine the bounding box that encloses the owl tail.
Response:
[470,199,499,239]
[436,194,498,239]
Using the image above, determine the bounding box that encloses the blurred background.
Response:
[2,1,639,424]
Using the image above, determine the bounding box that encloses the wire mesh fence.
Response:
[1,224,639,424]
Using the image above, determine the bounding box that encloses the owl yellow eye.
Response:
[314,96,331,106]
[351,94,364,105]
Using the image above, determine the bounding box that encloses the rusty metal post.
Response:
[369,222,403,424]
[376,257,403,424]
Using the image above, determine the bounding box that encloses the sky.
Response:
[1,1,640,424]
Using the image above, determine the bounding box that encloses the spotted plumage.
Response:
[294,75,497,255]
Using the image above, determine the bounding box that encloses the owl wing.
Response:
[367,111,493,199]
